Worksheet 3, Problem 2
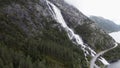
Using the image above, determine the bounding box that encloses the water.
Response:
[109,31,120,43]
[90,43,118,68]
[107,60,120,68]
[46,0,111,67]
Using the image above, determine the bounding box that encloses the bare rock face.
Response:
[49,0,89,28]
[48,0,115,51]
[0,0,118,68]
[0,0,115,50]
[0,0,54,37]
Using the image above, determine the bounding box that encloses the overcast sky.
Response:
[65,0,120,25]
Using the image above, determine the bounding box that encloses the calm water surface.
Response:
[107,60,120,68]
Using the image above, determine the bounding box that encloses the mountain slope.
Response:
[90,16,120,33]
[49,0,115,50]
[0,0,118,68]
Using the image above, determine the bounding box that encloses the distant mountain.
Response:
[90,16,120,33]
[0,0,119,68]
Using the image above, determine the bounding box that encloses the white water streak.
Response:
[90,43,118,68]
[46,0,110,66]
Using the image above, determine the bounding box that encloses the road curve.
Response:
[90,43,118,68]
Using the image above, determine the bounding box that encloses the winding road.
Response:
[90,43,118,68]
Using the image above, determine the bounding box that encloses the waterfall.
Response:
[90,43,118,68]
[45,0,110,66]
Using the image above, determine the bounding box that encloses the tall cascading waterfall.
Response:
[45,0,110,67]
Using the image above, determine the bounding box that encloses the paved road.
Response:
[90,43,118,68]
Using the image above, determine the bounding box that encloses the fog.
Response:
[65,0,120,25]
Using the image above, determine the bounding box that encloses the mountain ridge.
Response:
[0,0,119,68]
[90,16,120,33]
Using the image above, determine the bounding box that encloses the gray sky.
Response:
[65,0,120,25]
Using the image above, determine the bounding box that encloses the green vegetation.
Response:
[0,0,119,68]
[0,24,88,68]
[74,22,114,51]
[0,5,88,67]
[103,44,120,63]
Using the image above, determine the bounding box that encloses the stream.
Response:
[45,0,119,68]
[90,43,118,68]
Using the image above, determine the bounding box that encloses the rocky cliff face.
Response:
[48,0,115,50]
[0,0,118,68]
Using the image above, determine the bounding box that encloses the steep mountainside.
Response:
[0,0,119,68]
[49,0,115,50]
[90,16,120,33]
